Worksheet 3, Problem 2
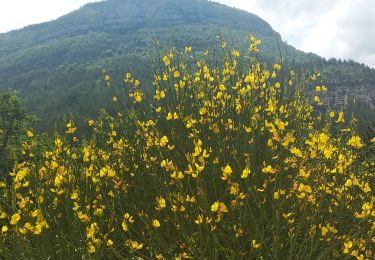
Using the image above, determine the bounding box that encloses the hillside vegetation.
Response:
[0,0,374,131]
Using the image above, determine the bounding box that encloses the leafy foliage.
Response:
[0,91,30,176]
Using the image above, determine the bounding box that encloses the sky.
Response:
[0,0,374,68]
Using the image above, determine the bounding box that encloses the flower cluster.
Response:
[0,35,374,259]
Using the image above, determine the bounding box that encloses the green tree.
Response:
[0,91,30,176]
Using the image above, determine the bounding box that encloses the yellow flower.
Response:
[156,196,166,210]
[363,183,371,193]
[273,63,281,70]
[71,192,79,200]
[159,136,169,147]
[1,226,8,233]
[134,91,143,103]
[251,240,261,249]
[347,135,363,149]
[194,214,204,224]
[321,226,329,236]
[131,241,143,250]
[232,50,240,57]
[152,219,161,228]
[221,164,232,180]
[211,201,228,213]
[107,239,114,246]
[343,240,353,254]
[173,70,180,78]
[354,211,367,219]
[344,179,353,187]
[336,112,345,123]
[163,55,170,66]
[156,254,165,260]
[88,244,96,254]
[77,211,90,222]
[185,46,192,53]
[10,213,20,225]
[314,96,322,104]
[166,112,173,120]
[262,164,276,174]
[26,130,33,138]
[24,222,33,231]
[241,167,250,179]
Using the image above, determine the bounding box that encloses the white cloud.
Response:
[215,0,375,68]
[0,0,101,33]
[301,0,375,67]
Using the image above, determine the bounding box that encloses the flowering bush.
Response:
[0,36,374,259]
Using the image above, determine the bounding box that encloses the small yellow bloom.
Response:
[221,164,232,180]
[344,179,353,187]
[71,192,79,200]
[134,91,143,103]
[131,241,143,250]
[163,55,171,66]
[251,240,261,249]
[107,239,114,246]
[195,214,204,224]
[262,164,277,174]
[185,46,192,53]
[156,196,166,210]
[10,213,20,225]
[173,70,180,78]
[274,63,281,70]
[336,112,345,123]
[347,136,363,149]
[314,96,321,104]
[159,136,169,147]
[26,130,33,138]
[232,50,240,57]
[88,244,96,254]
[241,167,250,179]
[343,240,353,254]
[1,226,8,233]
[152,219,161,228]
[211,201,228,213]
[321,226,329,236]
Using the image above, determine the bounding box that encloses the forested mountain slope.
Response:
[0,0,374,130]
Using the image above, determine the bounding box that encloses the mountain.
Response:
[0,0,374,131]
